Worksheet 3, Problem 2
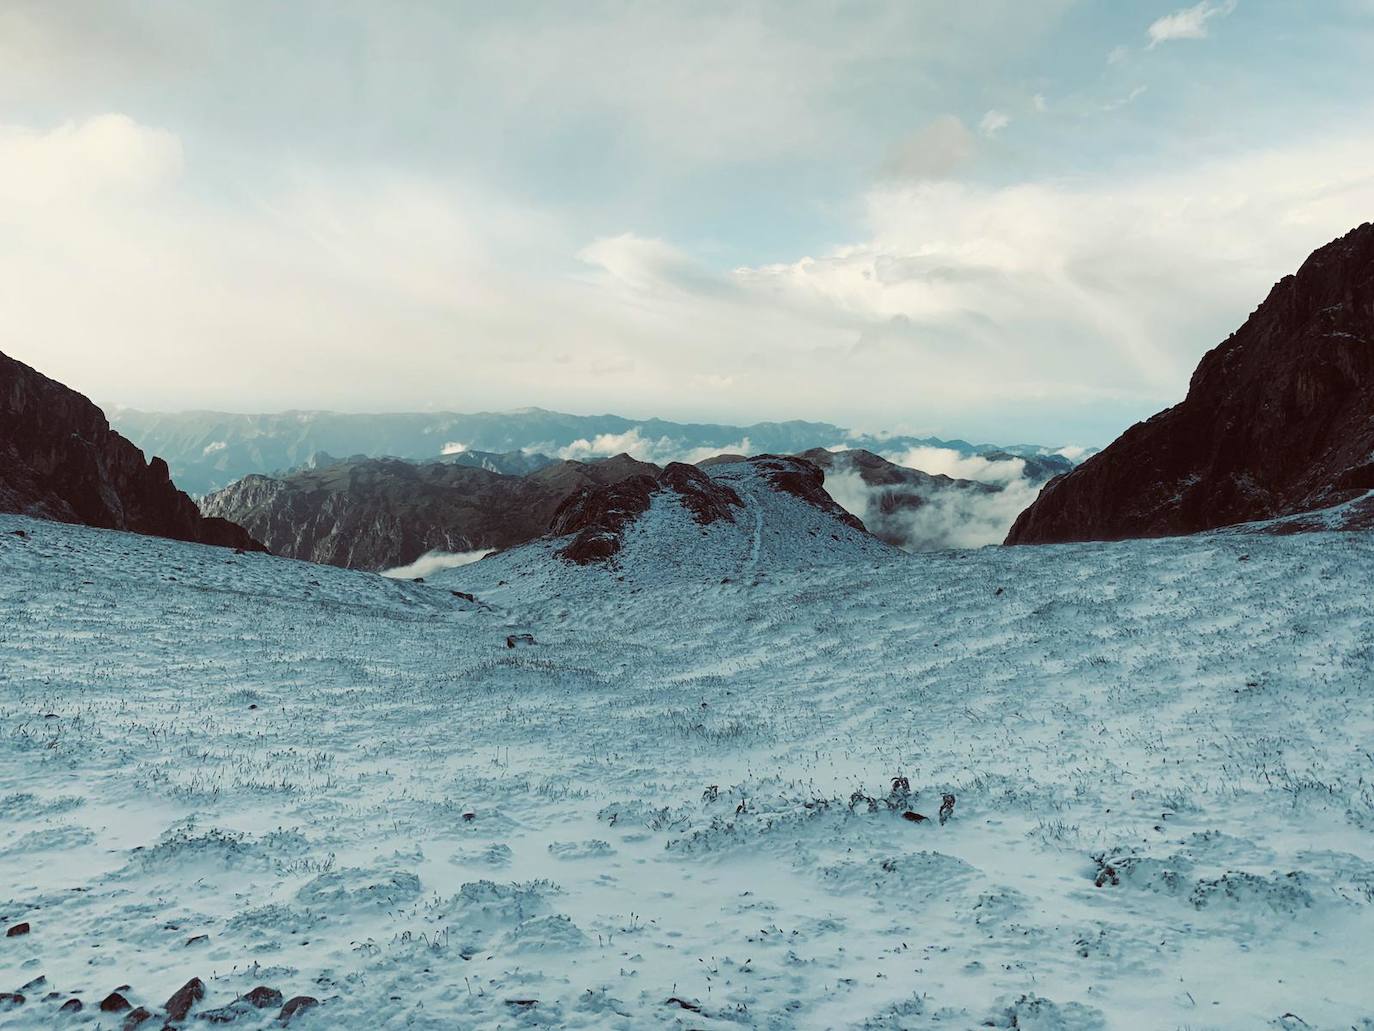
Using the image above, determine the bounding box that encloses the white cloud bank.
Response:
[381,549,494,579]
[550,429,753,465]
[4,108,1373,443]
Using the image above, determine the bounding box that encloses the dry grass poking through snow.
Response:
[2,514,1373,1029]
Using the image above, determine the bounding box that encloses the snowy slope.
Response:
[3,514,1374,1029]
[442,456,899,602]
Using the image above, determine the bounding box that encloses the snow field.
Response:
[2,514,1373,1029]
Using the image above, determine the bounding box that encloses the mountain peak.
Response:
[1007,222,1374,543]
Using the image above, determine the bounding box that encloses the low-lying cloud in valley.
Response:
[381,549,494,580]
[549,429,754,465]
[824,446,1053,551]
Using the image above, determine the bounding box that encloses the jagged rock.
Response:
[244,986,283,1009]
[0,993,23,1008]
[99,991,132,1012]
[1008,222,1374,543]
[0,351,263,551]
[165,977,205,1021]
[550,463,748,565]
[4,922,29,937]
[200,453,659,570]
[744,455,868,532]
[657,462,742,524]
[122,1006,155,1029]
[506,633,537,648]
[551,473,659,564]
[59,998,82,1013]
[278,995,320,1023]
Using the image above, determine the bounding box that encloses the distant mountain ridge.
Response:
[0,351,263,551]
[109,406,1078,495]
[199,452,660,570]
[1008,222,1374,544]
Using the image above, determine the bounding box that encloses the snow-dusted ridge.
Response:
[444,456,900,600]
[2,514,1373,1029]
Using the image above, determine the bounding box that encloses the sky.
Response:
[2,0,1372,446]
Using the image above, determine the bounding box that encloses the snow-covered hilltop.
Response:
[451,455,898,600]
[3,513,1372,1029]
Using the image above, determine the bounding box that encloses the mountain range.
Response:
[199,444,1063,570]
[108,406,1076,496]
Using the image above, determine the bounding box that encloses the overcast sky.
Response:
[3,0,1372,445]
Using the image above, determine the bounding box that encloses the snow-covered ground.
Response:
[2,512,1373,1029]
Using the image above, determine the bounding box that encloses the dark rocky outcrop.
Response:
[658,462,743,525]
[550,462,744,565]
[550,474,660,565]
[743,455,867,533]
[98,991,131,1013]
[164,977,205,1021]
[1008,222,1374,543]
[0,352,263,552]
[201,453,661,571]
[278,995,320,1023]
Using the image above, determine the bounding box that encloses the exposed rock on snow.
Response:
[164,976,204,1020]
[200,452,659,571]
[0,350,262,552]
[1009,221,1374,543]
[549,461,744,564]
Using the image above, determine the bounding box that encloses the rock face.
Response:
[0,351,263,551]
[741,455,868,533]
[551,462,743,564]
[200,452,662,570]
[1008,223,1374,543]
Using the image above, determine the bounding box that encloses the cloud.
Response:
[821,464,1042,551]
[979,110,1011,137]
[381,549,494,579]
[891,476,1041,550]
[886,447,1028,487]
[0,114,182,206]
[878,116,976,182]
[1101,85,1149,112]
[1146,0,1237,48]
[577,234,730,296]
[551,429,753,464]
[4,106,1374,447]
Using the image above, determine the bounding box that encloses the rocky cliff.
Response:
[199,453,661,570]
[0,351,263,551]
[1007,222,1374,543]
